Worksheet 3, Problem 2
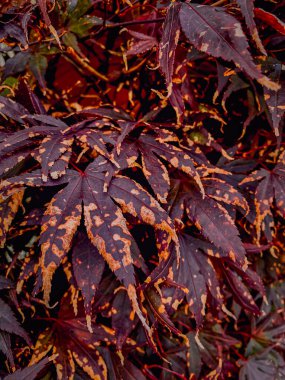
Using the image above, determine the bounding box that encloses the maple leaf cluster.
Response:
[0,0,284,379]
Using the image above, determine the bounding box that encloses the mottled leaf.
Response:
[179,3,279,90]
[72,232,105,330]
[127,30,157,56]
[263,60,285,137]
[236,0,266,55]
[30,292,113,380]
[184,183,247,268]
[111,289,137,350]
[0,191,24,248]
[4,356,53,380]
[159,2,181,96]
[0,96,29,123]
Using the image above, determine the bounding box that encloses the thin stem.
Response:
[70,161,84,174]
[65,47,109,82]
[105,17,164,29]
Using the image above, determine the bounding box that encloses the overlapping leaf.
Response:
[169,177,247,267]
[240,152,285,241]
[0,190,23,248]
[4,356,54,380]
[72,232,105,328]
[0,162,177,333]
[30,292,114,380]
[0,99,117,181]
[0,298,29,343]
[236,0,266,55]
[178,3,279,90]
[0,1,284,377]
[262,59,285,137]
[112,129,204,203]
[159,2,181,96]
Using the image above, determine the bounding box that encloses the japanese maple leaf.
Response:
[178,2,278,91]
[111,288,137,350]
[126,30,157,56]
[262,59,285,138]
[239,348,285,380]
[159,2,181,97]
[72,232,105,325]
[0,97,117,181]
[29,291,115,380]
[169,176,247,268]
[169,234,263,326]
[159,2,279,98]
[0,162,177,332]
[110,128,204,203]
[240,152,285,242]
[170,234,223,327]
[4,356,55,380]
[236,0,266,55]
[0,190,24,248]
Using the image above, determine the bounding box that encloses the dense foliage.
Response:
[0,0,284,379]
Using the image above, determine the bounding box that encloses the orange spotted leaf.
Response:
[72,232,105,325]
[179,3,279,90]
[236,0,267,55]
[159,2,181,96]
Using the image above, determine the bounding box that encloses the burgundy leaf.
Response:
[179,3,279,90]
[4,356,54,380]
[72,232,105,330]
[263,60,285,137]
[0,299,30,343]
[236,0,266,55]
[127,30,157,56]
[159,2,181,96]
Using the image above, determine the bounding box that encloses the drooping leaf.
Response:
[182,180,247,267]
[0,331,14,368]
[262,59,285,137]
[179,3,279,90]
[222,265,260,314]
[240,153,285,241]
[126,30,157,56]
[236,0,266,55]
[171,233,221,326]
[0,191,24,248]
[72,232,105,330]
[111,289,137,350]
[159,2,181,96]
[2,164,177,334]
[30,292,115,380]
